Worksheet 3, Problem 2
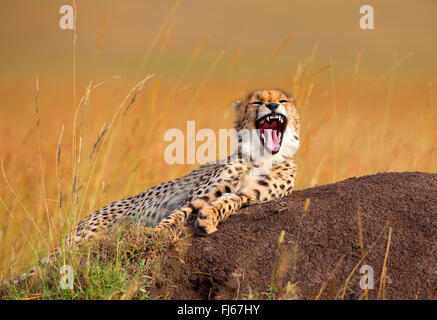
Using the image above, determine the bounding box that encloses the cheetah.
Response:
[10,89,300,285]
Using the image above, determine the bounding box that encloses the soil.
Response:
[156,172,437,300]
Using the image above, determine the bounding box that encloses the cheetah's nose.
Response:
[266,103,279,112]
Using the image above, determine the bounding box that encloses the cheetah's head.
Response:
[233,89,300,163]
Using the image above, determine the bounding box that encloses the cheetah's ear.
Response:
[232,100,242,111]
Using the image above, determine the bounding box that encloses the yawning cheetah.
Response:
[11,88,300,285]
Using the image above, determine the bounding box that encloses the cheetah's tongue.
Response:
[264,129,280,152]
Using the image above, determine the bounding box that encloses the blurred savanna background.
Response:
[0,0,436,279]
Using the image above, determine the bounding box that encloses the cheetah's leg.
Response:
[155,198,207,232]
[158,164,297,235]
[194,192,252,234]
[155,208,191,232]
[195,171,296,234]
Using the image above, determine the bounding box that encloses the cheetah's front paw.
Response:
[194,207,218,235]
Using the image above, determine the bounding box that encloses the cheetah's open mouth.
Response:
[255,113,287,154]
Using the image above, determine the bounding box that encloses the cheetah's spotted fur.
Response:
[12,89,300,285]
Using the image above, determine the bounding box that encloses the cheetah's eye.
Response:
[250,101,263,105]
[279,99,288,103]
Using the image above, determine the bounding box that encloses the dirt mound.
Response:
[156,172,436,300]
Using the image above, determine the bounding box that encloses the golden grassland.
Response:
[0,1,436,282]
[1,53,435,280]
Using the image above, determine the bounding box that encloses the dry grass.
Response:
[1,51,436,284]
[0,223,176,299]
